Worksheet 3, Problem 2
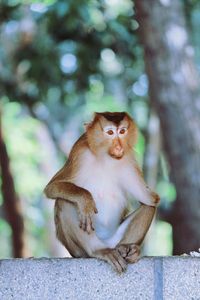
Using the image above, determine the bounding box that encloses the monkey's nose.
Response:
[115,147,124,158]
[116,146,123,153]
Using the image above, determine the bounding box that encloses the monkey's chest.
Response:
[73,153,128,240]
[93,188,126,240]
[75,173,127,240]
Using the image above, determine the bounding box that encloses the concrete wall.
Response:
[0,257,200,300]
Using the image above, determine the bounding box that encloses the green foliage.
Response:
[0,218,12,258]
[0,0,142,107]
[147,221,173,256]
[2,0,199,257]
[3,102,46,199]
[157,181,176,203]
[1,101,49,257]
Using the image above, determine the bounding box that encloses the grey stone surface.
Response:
[163,256,200,300]
[0,257,154,300]
[1,256,200,300]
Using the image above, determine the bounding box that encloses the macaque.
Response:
[44,112,159,273]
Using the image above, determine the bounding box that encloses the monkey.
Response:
[44,112,160,273]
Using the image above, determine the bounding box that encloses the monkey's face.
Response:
[102,124,128,159]
[86,112,137,160]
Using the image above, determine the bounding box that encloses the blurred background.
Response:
[0,0,200,259]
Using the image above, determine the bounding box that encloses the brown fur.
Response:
[44,112,159,273]
[54,200,89,257]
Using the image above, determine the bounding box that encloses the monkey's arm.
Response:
[44,181,98,233]
[134,162,160,206]
[128,162,160,207]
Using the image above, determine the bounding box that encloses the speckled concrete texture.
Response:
[0,258,154,300]
[163,257,200,300]
[1,257,200,300]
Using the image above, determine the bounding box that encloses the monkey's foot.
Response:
[94,248,127,273]
[116,243,140,263]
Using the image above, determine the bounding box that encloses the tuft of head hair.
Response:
[96,112,126,125]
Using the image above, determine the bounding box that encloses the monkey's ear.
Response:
[84,122,92,131]
[84,113,97,131]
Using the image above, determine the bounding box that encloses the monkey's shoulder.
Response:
[68,134,88,160]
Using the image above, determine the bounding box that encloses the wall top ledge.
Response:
[0,256,200,300]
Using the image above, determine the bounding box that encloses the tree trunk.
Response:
[143,110,161,255]
[135,0,200,254]
[144,110,161,189]
[0,112,26,257]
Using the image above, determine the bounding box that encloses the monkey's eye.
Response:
[119,128,127,135]
[106,129,114,135]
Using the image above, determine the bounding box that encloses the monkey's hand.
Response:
[77,192,98,234]
[150,191,160,205]
[146,186,160,205]
[94,248,127,273]
[116,243,140,264]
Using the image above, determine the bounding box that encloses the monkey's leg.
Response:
[91,205,155,272]
[88,205,155,272]
[55,199,127,273]
[108,204,156,264]
[120,204,156,245]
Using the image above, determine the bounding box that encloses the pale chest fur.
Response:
[71,150,146,240]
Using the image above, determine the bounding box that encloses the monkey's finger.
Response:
[86,216,93,234]
[89,215,95,231]
[82,217,88,232]
[108,252,127,273]
[127,248,137,257]
[107,254,123,274]
[79,221,86,231]
[85,213,94,231]
[94,207,98,214]
[79,215,87,232]
[78,212,83,226]
[113,251,127,273]
[126,253,140,264]
[127,244,140,256]
[102,250,126,274]
[79,218,83,229]
[117,245,129,258]
[106,259,116,272]
[112,257,126,274]
[126,247,140,263]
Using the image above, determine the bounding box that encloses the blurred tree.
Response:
[0,0,143,147]
[1,0,200,257]
[135,0,200,254]
[0,0,149,257]
[0,110,26,257]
